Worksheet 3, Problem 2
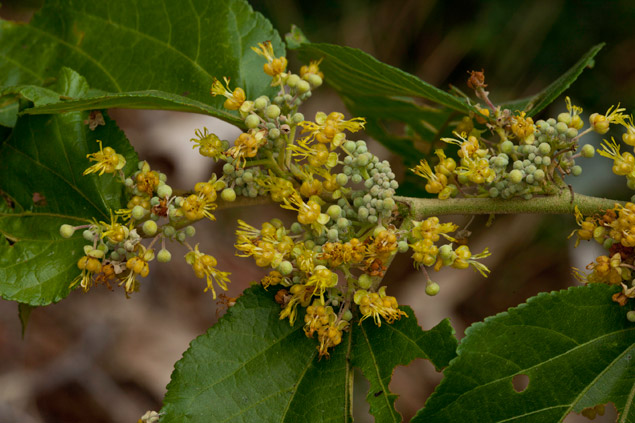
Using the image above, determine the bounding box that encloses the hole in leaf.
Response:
[563,402,617,422]
[32,192,47,206]
[511,374,529,393]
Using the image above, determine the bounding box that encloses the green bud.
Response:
[221,187,237,202]
[162,225,176,237]
[157,249,172,263]
[627,310,635,323]
[571,165,582,176]
[327,205,342,219]
[538,142,551,155]
[566,127,578,139]
[184,225,196,237]
[358,274,372,289]
[509,169,523,184]
[83,229,96,241]
[307,74,323,88]
[245,114,261,129]
[292,113,304,124]
[157,184,173,199]
[286,74,300,88]
[268,128,281,139]
[555,122,568,134]
[501,140,514,154]
[59,224,75,238]
[336,173,349,186]
[581,144,595,158]
[142,220,158,236]
[278,260,293,275]
[397,240,408,253]
[297,80,311,94]
[342,310,353,321]
[534,169,546,182]
[425,281,440,296]
[131,205,147,220]
[265,105,281,119]
[254,96,269,110]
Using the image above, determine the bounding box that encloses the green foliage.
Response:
[1,1,633,421]
[413,284,635,422]
[0,68,138,305]
[503,43,605,116]
[0,0,284,125]
[161,286,457,422]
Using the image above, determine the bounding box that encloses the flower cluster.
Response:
[572,203,635,307]
[62,45,496,358]
[198,46,492,357]
[60,151,229,298]
[412,79,630,200]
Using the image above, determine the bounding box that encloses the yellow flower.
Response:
[299,59,324,80]
[210,77,246,110]
[354,287,407,327]
[589,104,626,134]
[226,130,266,167]
[98,210,128,244]
[452,245,491,276]
[299,112,365,148]
[71,255,102,292]
[305,265,338,303]
[455,157,496,185]
[122,245,154,296]
[281,192,328,229]
[279,283,314,325]
[598,138,635,176]
[251,41,288,84]
[257,171,295,202]
[411,217,458,242]
[190,128,225,159]
[510,111,535,143]
[185,244,230,299]
[411,160,447,194]
[441,132,481,158]
[83,140,126,176]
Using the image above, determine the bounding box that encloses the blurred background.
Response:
[1,0,634,421]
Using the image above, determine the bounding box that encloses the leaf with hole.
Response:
[412,284,635,423]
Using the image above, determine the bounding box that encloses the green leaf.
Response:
[296,43,475,113]
[0,95,18,127]
[511,43,604,116]
[162,286,457,422]
[0,0,284,122]
[353,312,457,422]
[413,284,635,423]
[161,285,352,423]
[0,68,138,305]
